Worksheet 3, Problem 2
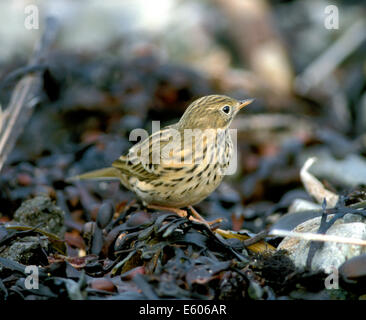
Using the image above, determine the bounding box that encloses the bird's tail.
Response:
[66,167,121,182]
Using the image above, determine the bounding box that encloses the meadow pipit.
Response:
[69,95,253,225]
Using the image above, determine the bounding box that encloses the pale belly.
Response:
[130,172,224,208]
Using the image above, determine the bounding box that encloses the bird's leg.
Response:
[147,204,204,224]
[147,204,187,217]
[188,206,223,226]
[147,205,222,228]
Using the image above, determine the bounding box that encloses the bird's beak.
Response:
[238,98,255,110]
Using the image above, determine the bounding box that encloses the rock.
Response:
[0,196,65,273]
[288,199,321,213]
[339,254,366,282]
[13,195,65,238]
[278,214,366,274]
[0,236,49,272]
[338,254,366,295]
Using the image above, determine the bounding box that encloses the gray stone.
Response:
[0,236,49,272]
[13,195,65,238]
[278,214,366,274]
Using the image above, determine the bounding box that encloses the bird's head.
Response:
[178,95,254,130]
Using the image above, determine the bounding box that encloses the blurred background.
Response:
[0,0,365,232]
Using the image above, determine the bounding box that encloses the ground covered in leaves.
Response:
[0,50,365,300]
[1,0,366,300]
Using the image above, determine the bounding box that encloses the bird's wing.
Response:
[112,126,183,181]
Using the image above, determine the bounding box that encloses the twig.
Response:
[242,230,269,247]
[0,16,59,172]
[0,106,4,133]
[306,200,328,268]
[0,64,47,97]
[270,228,366,246]
[215,228,275,252]
[295,19,366,95]
[300,157,339,208]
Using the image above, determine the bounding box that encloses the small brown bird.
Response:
[69,95,253,224]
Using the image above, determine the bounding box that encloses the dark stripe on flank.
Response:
[135,186,149,194]
[186,164,199,174]
[171,177,185,182]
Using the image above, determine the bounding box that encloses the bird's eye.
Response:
[222,105,230,114]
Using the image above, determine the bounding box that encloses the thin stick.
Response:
[0,17,59,172]
[270,228,366,246]
[300,157,339,208]
[215,228,276,252]
[295,19,366,94]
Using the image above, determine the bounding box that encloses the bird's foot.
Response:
[147,204,187,218]
[147,204,221,229]
[188,206,223,225]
